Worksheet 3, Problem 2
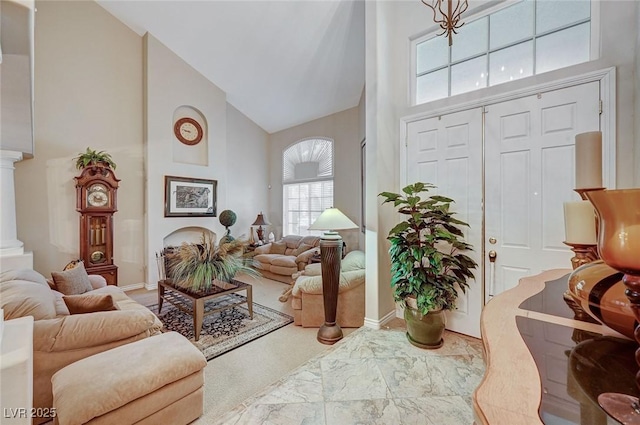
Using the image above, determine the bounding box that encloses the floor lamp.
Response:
[308,208,358,345]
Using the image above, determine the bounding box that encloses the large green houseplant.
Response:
[379,182,477,348]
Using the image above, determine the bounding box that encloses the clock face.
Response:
[87,184,109,207]
[174,117,203,145]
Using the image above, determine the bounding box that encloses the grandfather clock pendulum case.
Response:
[75,165,120,286]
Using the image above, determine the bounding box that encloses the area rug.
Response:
[148,294,293,361]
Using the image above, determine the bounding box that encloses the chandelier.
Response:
[421,0,469,46]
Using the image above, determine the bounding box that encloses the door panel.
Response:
[485,81,600,300]
[406,108,483,338]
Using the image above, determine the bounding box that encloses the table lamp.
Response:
[308,207,358,344]
[252,212,270,243]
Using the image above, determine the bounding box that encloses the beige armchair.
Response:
[0,269,162,425]
[253,235,321,283]
[291,250,365,327]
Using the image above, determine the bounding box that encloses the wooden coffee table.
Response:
[157,279,253,341]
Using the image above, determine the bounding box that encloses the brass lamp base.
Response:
[317,236,344,345]
[317,323,343,345]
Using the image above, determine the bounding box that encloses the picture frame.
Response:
[164,175,217,217]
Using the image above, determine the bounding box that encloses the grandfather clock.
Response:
[75,165,120,285]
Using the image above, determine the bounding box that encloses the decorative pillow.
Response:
[0,269,49,286]
[270,241,287,255]
[292,243,313,257]
[52,290,71,316]
[51,262,93,295]
[0,281,57,320]
[63,294,117,314]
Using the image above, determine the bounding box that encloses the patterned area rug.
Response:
[148,295,293,361]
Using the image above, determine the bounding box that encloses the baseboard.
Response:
[363,310,396,330]
[120,282,146,292]
[144,281,158,291]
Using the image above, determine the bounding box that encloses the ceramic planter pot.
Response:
[404,305,446,349]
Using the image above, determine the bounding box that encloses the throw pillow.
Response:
[292,243,313,257]
[63,294,117,314]
[0,269,49,286]
[51,262,93,295]
[270,241,287,255]
[0,281,57,320]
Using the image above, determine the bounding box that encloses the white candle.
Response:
[563,201,597,244]
[575,131,602,189]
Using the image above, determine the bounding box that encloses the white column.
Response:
[0,150,24,255]
[0,150,32,271]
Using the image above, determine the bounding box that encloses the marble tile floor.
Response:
[214,326,485,425]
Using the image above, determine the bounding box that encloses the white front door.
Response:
[406,107,483,338]
[484,81,601,300]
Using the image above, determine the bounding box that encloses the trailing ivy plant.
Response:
[74,147,117,170]
[379,182,478,315]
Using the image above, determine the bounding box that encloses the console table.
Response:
[473,269,636,425]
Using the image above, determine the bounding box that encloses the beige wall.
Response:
[16,0,144,283]
[15,1,270,287]
[268,106,362,252]
[366,0,640,323]
[225,105,269,243]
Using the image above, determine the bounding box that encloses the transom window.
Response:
[282,138,334,236]
[412,0,595,105]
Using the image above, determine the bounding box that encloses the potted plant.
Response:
[379,182,477,349]
[165,232,258,293]
[74,147,117,170]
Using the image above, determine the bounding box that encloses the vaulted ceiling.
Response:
[97,0,365,134]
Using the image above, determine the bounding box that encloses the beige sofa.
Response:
[291,250,365,327]
[253,235,321,283]
[0,269,163,425]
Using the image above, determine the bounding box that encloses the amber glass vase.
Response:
[585,189,640,422]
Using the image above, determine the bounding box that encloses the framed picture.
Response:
[164,175,217,217]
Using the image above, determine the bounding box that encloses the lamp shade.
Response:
[252,212,270,226]
[308,208,357,231]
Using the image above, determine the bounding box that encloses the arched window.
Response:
[282,138,334,236]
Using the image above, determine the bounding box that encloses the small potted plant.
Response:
[379,182,477,349]
[74,147,117,170]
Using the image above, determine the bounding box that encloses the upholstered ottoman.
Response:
[51,332,206,425]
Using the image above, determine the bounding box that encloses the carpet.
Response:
[148,294,293,360]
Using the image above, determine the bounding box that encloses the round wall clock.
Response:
[174,117,203,146]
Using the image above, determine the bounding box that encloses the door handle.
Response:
[488,250,497,300]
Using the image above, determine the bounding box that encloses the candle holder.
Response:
[563,241,599,270]
[583,188,640,423]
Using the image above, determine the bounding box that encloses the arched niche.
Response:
[163,226,216,247]
[172,106,208,166]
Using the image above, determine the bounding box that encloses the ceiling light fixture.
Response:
[421,0,469,46]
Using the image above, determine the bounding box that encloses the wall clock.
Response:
[174,117,203,146]
[75,165,120,285]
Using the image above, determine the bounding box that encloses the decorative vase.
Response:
[567,260,632,339]
[404,304,446,349]
[583,188,640,422]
